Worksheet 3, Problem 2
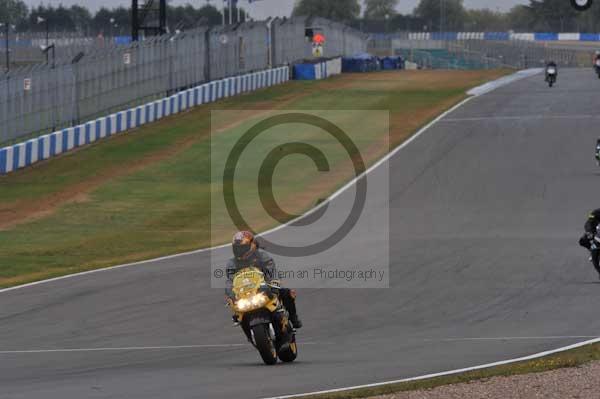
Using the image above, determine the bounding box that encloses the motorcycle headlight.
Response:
[251,293,268,307]
[235,293,268,311]
[236,298,251,311]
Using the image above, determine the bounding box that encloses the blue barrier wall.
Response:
[293,58,342,81]
[114,36,132,45]
[580,33,600,41]
[431,32,458,41]
[484,32,510,41]
[535,33,558,41]
[294,64,317,80]
[0,66,290,175]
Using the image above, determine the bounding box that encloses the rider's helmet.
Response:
[232,231,257,261]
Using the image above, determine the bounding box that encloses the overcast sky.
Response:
[22,0,530,18]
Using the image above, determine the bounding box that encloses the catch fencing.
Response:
[0,67,290,175]
[395,31,600,42]
[450,40,591,68]
[0,31,126,64]
[387,37,592,70]
[0,17,367,145]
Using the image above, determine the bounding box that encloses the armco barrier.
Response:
[510,33,535,41]
[0,66,290,175]
[580,33,600,41]
[535,33,559,41]
[293,57,342,81]
[484,32,510,41]
[399,32,600,42]
[321,58,342,79]
[431,32,458,41]
[457,32,484,40]
[558,33,580,41]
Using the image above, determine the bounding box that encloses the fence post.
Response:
[3,75,8,143]
[204,28,211,82]
[266,19,273,68]
[270,20,276,67]
[71,53,84,126]
[168,37,174,95]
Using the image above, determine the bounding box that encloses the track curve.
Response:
[2,69,600,399]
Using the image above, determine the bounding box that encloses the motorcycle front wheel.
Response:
[252,324,278,365]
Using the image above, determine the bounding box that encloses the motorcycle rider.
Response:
[225,231,302,328]
[578,209,600,278]
[545,60,558,82]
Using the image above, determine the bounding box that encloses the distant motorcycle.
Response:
[595,139,600,166]
[545,65,557,87]
[571,0,593,11]
[594,59,600,79]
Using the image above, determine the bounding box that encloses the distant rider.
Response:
[225,231,302,328]
[578,209,600,279]
[545,60,558,82]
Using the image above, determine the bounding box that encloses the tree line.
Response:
[0,1,227,35]
[294,0,600,33]
[1,0,600,35]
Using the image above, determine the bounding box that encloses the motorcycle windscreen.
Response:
[232,267,265,298]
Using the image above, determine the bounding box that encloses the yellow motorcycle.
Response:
[228,267,298,365]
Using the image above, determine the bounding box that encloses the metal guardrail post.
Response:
[204,28,211,82]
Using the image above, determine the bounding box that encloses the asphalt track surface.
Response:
[2,69,600,399]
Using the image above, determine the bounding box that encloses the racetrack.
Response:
[2,68,600,399]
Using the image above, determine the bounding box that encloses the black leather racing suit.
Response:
[225,249,300,325]
[579,208,600,274]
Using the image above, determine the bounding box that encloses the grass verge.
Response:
[295,342,600,399]
[0,69,510,288]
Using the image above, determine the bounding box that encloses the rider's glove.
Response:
[270,279,281,288]
[587,232,594,240]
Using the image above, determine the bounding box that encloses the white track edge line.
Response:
[0,95,476,295]
[424,336,599,341]
[263,337,600,399]
[0,345,247,354]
